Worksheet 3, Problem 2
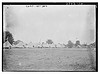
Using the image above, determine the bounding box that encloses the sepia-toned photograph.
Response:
[2,2,97,72]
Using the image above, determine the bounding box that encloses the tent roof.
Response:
[15,42,25,47]
[3,41,12,47]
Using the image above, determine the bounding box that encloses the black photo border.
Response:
[2,2,98,72]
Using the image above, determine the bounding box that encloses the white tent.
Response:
[26,42,34,48]
[33,43,39,48]
[48,44,55,48]
[60,44,65,48]
[3,41,12,49]
[42,43,49,48]
[76,45,81,48]
[37,44,42,48]
[55,44,62,48]
[14,42,25,48]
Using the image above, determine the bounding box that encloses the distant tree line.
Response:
[3,31,96,48]
[46,39,96,48]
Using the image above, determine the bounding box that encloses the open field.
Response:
[3,48,96,71]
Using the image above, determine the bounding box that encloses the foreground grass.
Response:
[3,48,96,71]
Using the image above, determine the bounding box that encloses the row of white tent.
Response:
[3,41,67,48]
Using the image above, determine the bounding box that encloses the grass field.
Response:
[3,48,96,71]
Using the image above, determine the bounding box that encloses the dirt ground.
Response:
[3,48,96,71]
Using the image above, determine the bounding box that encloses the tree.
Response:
[46,39,53,44]
[75,40,80,47]
[3,31,14,45]
[67,40,74,48]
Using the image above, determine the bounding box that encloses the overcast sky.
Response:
[3,5,96,44]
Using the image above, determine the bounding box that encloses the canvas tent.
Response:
[33,43,37,48]
[76,45,81,48]
[60,44,65,48]
[26,42,34,48]
[55,44,62,48]
[42,43,49,48]
[33,43,39,48]
[37,44,42,48]
[48,44,55,48]
[14,42,25,48]
[3,41,12,49]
